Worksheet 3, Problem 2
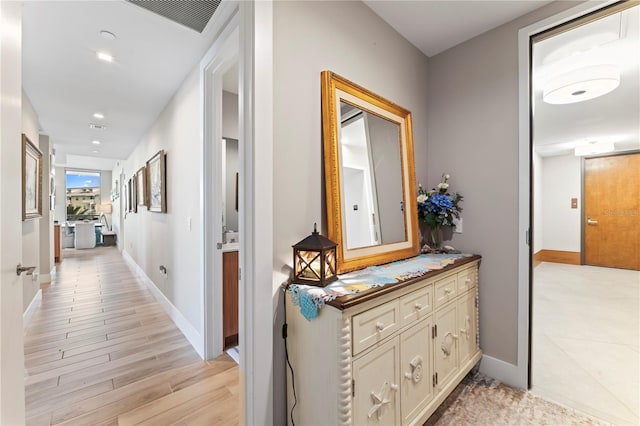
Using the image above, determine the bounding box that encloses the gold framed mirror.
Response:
[321,71,419,273]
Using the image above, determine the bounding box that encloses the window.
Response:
[66,170,101,221]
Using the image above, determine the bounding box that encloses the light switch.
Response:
[571,198,578,209]
[186,216,192,231]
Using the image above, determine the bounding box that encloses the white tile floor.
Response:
[531,262,640,425]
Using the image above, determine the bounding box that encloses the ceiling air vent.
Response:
[126,0,222,33]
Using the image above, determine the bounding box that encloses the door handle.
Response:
[16,264,36,276]
[587,217,598,225]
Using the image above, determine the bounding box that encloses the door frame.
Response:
[202,1,276,423]
[0,2,27,423]
[517,0,619,389]
[201,5,239,360]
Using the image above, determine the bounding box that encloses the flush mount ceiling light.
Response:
[543,64,620,105]
[93,112,104,119]
[91,140,101,145]
[96,51,114,63]
[89,123,107,130]
[574,141,615,156]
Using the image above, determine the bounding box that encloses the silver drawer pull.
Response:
[414,302,423,310]
[375,321,385,331]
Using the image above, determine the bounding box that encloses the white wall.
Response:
[115,66,203,335]
[223,90,239,140]
[272,1,430,423]
[533,151,544,253]
[425,1,578,366]
[22,92,41,311]
[541,154,581,252]
[53,166,66,224]
[38,134,54,282]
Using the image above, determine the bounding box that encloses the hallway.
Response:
[23,247,239,426]
[531,262,640,425]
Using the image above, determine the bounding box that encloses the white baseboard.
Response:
[479,354,526,389]
[23,289,42,328]
[122,250,204,358]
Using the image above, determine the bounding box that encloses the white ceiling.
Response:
[22,1,225,169]
[364,0,554,57]
[22,1,638,171]
[532,6,640,156]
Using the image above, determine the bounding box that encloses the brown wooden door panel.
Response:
[584,153,640,270]
[223,251,239,348]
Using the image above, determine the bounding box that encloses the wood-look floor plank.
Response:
[24,246,240,426]
[117,368,237,426]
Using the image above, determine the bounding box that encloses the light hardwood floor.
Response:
[24,247,239,426]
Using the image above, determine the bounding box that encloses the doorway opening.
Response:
[221,63,240,359]
[529,3,639,424]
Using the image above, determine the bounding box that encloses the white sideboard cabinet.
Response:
[286,256,481,425]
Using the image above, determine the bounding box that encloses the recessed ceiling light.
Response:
[89,123,107,130]
[91,140,101,145]
[543,64,620,105]
[93,112,104,119]
[96,51,114,63]
[99,30,117,40]
[574,141,614,156]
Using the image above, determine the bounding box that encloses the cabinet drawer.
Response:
[434,275,457,308]
[352,299,400,355]
[457,267,476,294]
[399,285,433,328]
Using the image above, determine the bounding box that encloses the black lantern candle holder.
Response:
[292,223,338,287]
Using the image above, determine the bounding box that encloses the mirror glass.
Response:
[322,71,419,273]
[340,102,405,249]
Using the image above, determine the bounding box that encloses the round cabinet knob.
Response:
[414,302,423,310]
[444,288,452,295]
[375,322,385,331]
[390,384,398,391]
[413,364,423,383]
[405,372,412,380]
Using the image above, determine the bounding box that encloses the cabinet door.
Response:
[434,303,458,389]
[223,251,239,348]
[457,291,477,366]
[352,338,400,426]
[400,317,433,425]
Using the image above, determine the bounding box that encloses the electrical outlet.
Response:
[453,217,463,233]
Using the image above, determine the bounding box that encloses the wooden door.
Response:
[584,153,640,270]
[223,250,239,348]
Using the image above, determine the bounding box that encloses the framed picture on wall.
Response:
[146,149,166,213]
[22,134,43,221]
[128,177,136,213]
[136,166,147,207]
[124,178,130,213]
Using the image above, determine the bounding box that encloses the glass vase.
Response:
[430,225,441,249]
